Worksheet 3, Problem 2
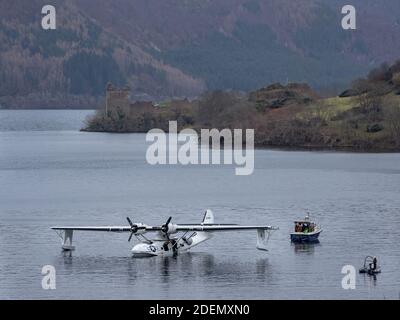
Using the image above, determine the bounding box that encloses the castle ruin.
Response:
[105,83,131,111]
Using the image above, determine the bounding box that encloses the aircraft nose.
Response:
[131,243,157,257]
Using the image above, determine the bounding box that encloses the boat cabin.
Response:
[294,216,316,233]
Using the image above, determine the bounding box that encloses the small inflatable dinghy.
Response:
[359,256,381,275]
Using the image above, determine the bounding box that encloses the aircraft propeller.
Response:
[126,216,173,242]
[127,217,138,242]
[161,217,172,239]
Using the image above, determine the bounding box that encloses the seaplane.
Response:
[51,210,279,257]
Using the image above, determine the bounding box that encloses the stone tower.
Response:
[105,83,131,112]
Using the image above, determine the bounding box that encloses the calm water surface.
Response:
[0,110,399,299]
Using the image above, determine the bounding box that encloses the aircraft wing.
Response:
[52,226,132,232]
[175,224,278,232]
[51,226,162,232]
[51,225,277,233]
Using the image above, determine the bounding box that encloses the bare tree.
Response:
[386,104,400,148]
[352,79,386,121]
[392,72,400,88]
[195,91,243,128]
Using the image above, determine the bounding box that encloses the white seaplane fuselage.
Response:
[131,231,210,257]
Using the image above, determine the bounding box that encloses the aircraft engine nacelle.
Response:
[135,228,147,235]
[167,223,178,234]
[134,223,147,234]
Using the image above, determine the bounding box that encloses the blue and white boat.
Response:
[290,215,322,243]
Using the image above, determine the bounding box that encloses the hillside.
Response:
[1,0,400,108]
[0,0,205,108]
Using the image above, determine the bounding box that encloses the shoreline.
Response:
[0,107,97,111]
[80,128,400,153]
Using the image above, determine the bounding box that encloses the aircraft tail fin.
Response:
[188,210,214,247]
[202,209,214,225]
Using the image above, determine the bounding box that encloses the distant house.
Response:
[105,83,157,112]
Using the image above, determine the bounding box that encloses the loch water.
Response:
[0,110,399,299]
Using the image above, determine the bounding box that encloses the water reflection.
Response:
[360,273,378,286]
[54,252,273,287]
[256,258,272,282]
[292,242,321,255]
[62,251,73,259]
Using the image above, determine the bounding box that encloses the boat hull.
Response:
[359,267,381,275]
[290,230,322,243]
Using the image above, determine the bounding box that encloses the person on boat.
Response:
[369,257,378,271]
[163,241,169,251]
